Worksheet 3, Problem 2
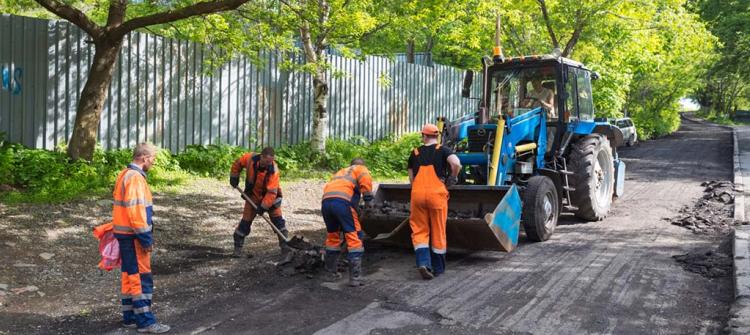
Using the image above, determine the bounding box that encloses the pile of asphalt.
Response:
[276,246,324,278]
[668,180,745,234]
[673,247,733,278]
[673,236,734,278]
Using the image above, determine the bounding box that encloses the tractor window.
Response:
[565,69,577,122]
[575,69,595,121]
[488,66,556,118]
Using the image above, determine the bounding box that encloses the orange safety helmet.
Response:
[421,123,440,136]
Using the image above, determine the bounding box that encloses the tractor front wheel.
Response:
[569,134,615,221]
[521,176,559,242]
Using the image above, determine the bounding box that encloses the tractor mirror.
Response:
[462,70,474,98]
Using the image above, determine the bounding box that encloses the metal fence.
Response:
[0,14,479,152]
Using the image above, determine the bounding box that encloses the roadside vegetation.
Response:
[0,0,733,153]
[0,133,420,204]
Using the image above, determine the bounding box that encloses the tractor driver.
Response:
[523,78,556,119]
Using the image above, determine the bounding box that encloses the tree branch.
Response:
[299,20,318,64]
[106,0,127,28]
[279,0,305,18]
[113,0,250,38]
[32,0,102,39]
[562,10,584,56]
[315,0,331,51]
[537,0,559,49]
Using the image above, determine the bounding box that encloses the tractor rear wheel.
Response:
[569,134,615,221]
[521,176,559,242]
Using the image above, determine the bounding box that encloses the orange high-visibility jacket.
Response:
[323,165,374,205]
[231,153,280,209]
[112,164,153,248]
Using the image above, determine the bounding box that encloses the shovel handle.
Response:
[234,186,290,243]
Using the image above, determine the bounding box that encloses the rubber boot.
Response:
[348,257,365,287]
[325,251,342,281]
[232,220,252,258]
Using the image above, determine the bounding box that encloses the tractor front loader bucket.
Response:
[360,184,522,252]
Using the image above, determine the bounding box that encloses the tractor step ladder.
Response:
[560,158,578,212]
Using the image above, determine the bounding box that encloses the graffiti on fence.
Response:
[1,65,22,95]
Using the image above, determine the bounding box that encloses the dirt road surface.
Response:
[0,117,734,334]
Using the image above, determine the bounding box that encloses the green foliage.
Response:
[0,134,421,203]
[174,144,246,178]
[691,0,750,117]
[363,0,717,139]
[174,133,422,180]
[0,143,189,203]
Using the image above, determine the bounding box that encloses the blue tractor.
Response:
[360,51,626,252]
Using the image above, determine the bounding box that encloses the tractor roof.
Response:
[493,55,591,72]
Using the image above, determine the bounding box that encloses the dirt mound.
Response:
[667,180,745,234]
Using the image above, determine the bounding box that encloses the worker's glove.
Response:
[445,175,458,187]
[257,206,268,216]
[230,176,239,188]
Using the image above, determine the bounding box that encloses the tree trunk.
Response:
[310,71,329,152]
[67,40,123,161]
[406,39,415,64]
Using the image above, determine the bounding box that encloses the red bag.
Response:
[93,222,121,271]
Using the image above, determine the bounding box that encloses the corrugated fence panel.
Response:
[0,14,477,152]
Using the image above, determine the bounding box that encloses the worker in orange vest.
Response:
[408,124,461,280]
[112,143,170,333]
[230,147,291,260]
[321,158,374,286]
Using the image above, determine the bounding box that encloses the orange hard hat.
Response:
[421,124,439,136]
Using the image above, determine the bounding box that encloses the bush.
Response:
[0,133,422,203]
[171,133,421,180]
[174,144,245,178]
[0,144,188,203]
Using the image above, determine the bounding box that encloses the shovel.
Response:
[372,217,410,241]
[234,186,313,251]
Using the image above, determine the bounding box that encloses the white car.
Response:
[611,117,637,146]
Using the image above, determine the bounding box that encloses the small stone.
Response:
[11,286,39,294]
[0,284,7,290]
[5,242,16,247]
[39,253,55,260]
[37,291,46,297]
[13,263,37,267]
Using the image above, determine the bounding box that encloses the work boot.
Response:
[325,251,342,281]
[231,246,243,258]
[348,257,365,287]
[137,323,171,333]
[417,266,434,280]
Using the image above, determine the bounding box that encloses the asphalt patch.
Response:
[673,248,732,279]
